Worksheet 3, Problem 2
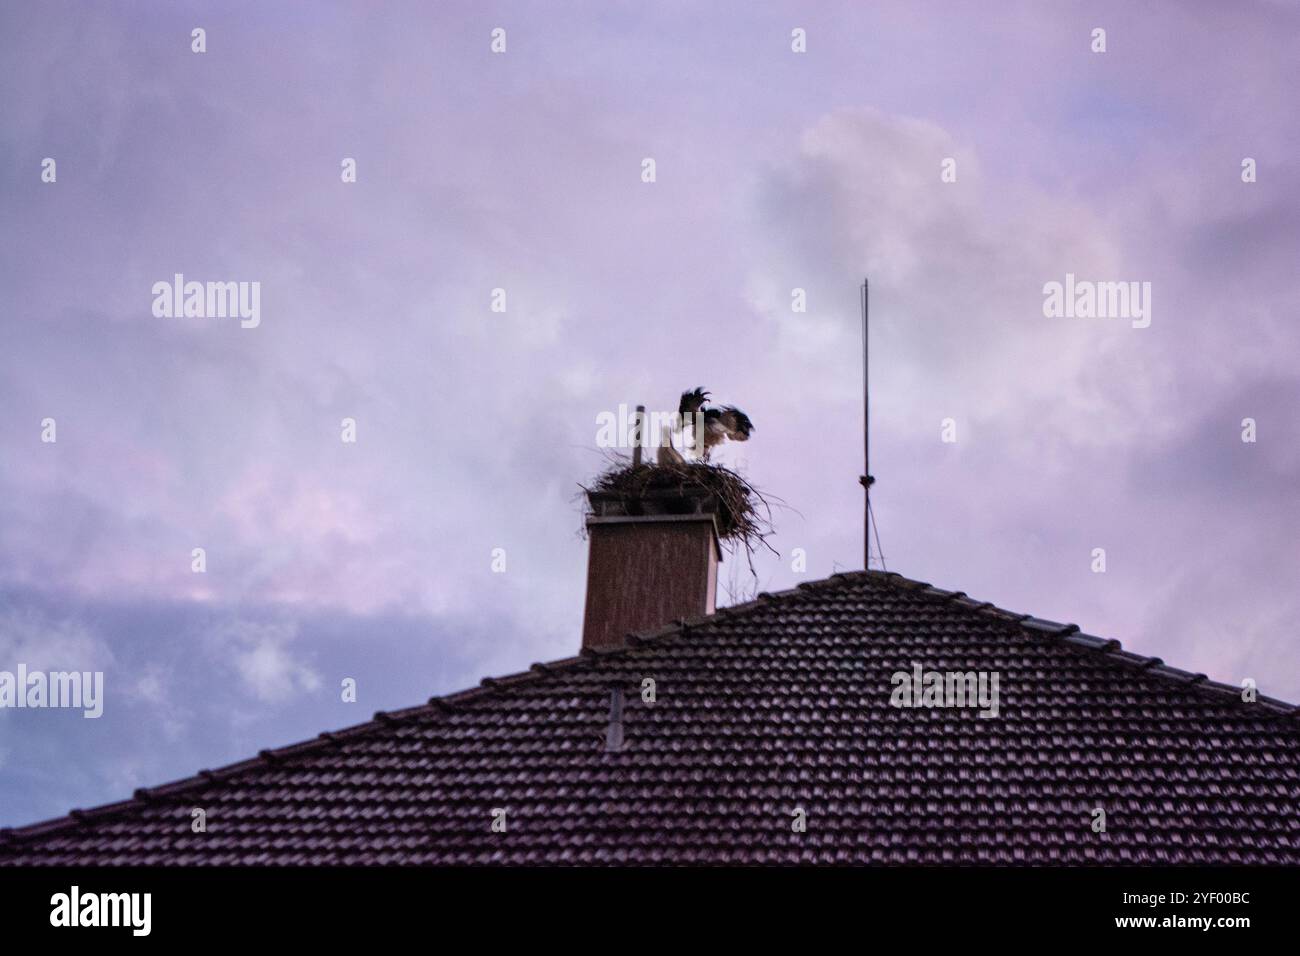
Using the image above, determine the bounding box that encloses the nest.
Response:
[581,457,779,566]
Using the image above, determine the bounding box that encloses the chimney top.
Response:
[580,485,722,652]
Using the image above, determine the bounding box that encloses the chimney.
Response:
[581,485,722,651]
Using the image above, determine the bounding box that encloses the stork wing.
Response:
[679,387,710,416]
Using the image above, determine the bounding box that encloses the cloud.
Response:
[209,619,322,704]
[0,606,114,673]
[744,106,1146,444]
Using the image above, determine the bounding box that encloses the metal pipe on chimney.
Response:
[631,404,645,468]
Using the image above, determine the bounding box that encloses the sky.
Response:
[1,0,1297,827]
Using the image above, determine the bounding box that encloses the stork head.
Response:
[719,406,754,440]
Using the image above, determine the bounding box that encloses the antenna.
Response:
[859,278,876,569]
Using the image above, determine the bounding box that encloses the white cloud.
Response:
[0,607,114,673]
[209,620,322,704]
[744,106,1142,449]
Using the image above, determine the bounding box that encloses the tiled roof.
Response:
[3,569,1299,865]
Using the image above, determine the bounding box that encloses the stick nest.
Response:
[581,457,780,564]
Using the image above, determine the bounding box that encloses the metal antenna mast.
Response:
[859,278,877,570]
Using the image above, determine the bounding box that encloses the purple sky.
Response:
[1,1,1298,827]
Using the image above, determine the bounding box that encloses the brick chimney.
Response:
[581,486,722,650]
